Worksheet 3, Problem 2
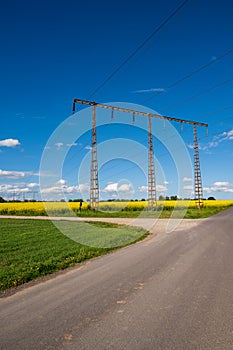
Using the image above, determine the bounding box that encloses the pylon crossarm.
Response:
[73,98,208,128]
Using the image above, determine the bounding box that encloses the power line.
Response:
[204,104,233,117]
[142,47,233,103]
[163,76,233,110]
[87,0,190,100]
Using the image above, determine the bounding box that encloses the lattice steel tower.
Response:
[193,123,204,208]
[72,99,208,210]
[148,116,156,209]
[90,105,99,209]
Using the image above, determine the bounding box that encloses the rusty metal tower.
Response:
[72,98,208,209]
[193,124,204,208]
[148,116,156,209]
[90,105,99,209]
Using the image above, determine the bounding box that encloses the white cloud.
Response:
[40,182,89,196]
[138,184,167,193]
[102,182,118,193]
[213,181,229,187]
[156,184,167,193]
[118,183,134,195]
[133,88,165,93]
[33,171,57,178]
[204,181,233,194]
[0,169,25,179]
[57,179,66,186]
[28,182,39,188]
[0,184,13,191]
[0,183,38,200]
[63,186,80,194]
[183,185,193,190]
[78,183,90,192]
[16,187,30,193]
[0,138,20,147]
[41,185,78,194]
[138,185,148,193]
[40,186,62,194]
[66,143,77,147]
[189,128,233,152]
[85,145,92,150]
[183,177,192,182]
[102,182,134,196]
[55,142,63,149]
[221,129,233,141]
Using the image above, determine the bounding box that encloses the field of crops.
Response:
[0,200,233,217]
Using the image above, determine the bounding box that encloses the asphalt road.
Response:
[1,209,233,349]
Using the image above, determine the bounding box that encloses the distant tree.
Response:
[165,196,170,200]
[208,196,216,200]
[60,199,66,202]
[73,198,83,202]
[0,196,6,203]
[170,195,178,200]
[141,198,146,201]
[159,195,165,201]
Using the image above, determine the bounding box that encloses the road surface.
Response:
[1,209,233,349]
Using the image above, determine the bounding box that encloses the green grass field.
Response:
[70,205,233,219]
[0,219,147,292]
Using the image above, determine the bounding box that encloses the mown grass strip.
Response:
[0,219,147,292]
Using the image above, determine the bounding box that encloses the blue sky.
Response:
[0,0,233,201]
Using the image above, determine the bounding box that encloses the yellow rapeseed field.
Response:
[0,200,233,215]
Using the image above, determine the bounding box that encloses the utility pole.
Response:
[193,124,204,208]
[148,116,156,209]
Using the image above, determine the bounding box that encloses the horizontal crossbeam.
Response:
[73,98,208,128]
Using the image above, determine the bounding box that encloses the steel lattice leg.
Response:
[90,105,99,209]
[193,124,203,208]
[148,116,156,209]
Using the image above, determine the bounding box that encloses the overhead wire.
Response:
[204,104,233,117]
[142,47,233,104]
[87,0,190,100]
[162,76,233,110]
